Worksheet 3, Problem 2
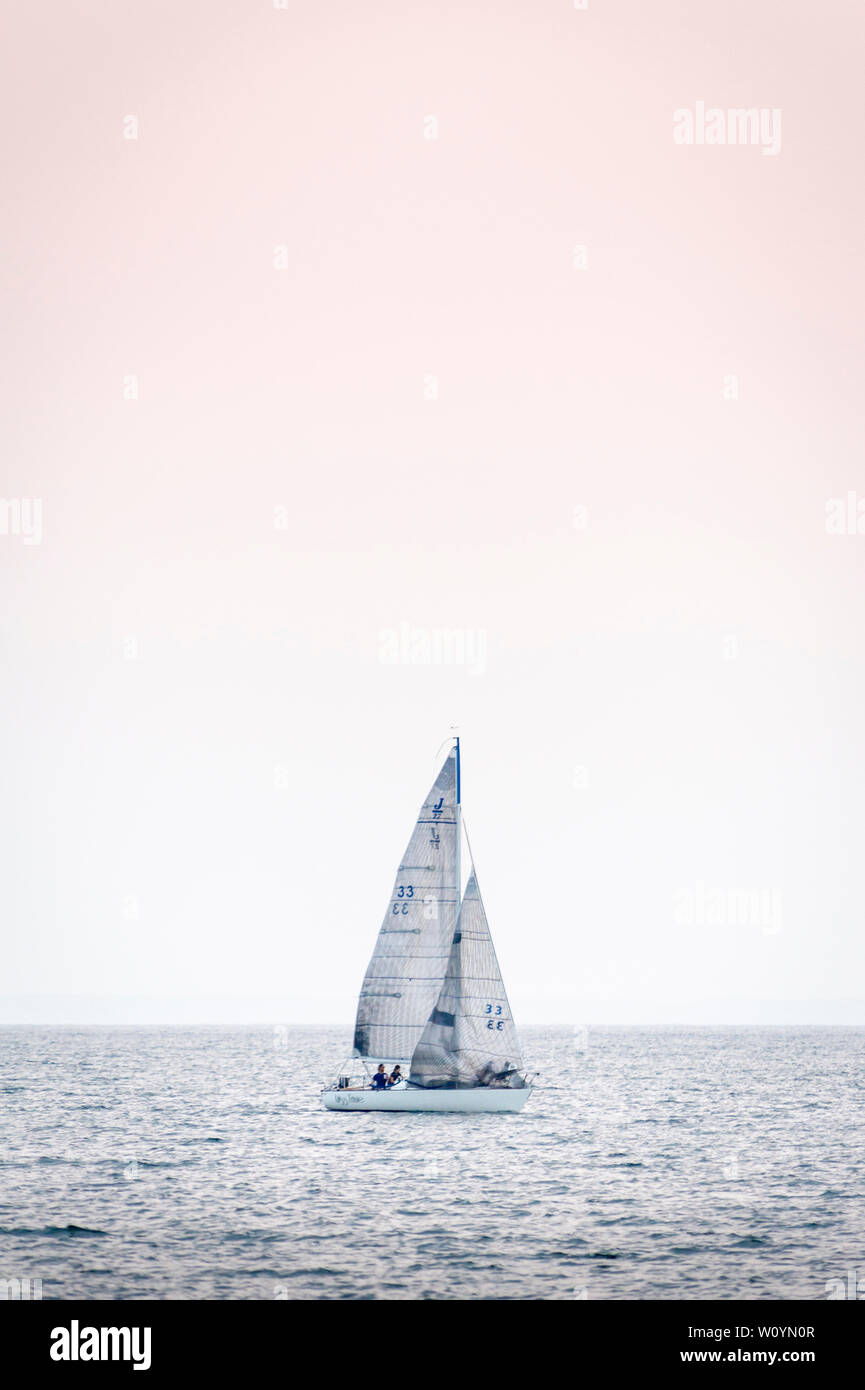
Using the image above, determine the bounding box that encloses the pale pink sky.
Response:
[1,1,863,1022]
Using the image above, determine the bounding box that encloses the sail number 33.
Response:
[392,885,414,915]
[485,1003,505,1030]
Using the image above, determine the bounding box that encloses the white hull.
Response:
[323,1085,531,1113]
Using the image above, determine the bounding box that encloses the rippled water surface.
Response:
[1,1026,863,1299]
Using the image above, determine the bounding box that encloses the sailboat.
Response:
[322,739,533,1112]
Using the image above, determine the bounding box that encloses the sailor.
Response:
[387,1065,403,1087]
[371,1064,388,1090]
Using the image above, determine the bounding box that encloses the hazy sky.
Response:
[2,1,863,1026]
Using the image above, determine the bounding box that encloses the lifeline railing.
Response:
[323,1069,538,1092]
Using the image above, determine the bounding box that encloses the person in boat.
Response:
[371,1064,388,1090]
[387,1065,403,1087]
[475,1060,517,1087]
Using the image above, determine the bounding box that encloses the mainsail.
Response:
[352,749,459,1061]
[409,868,525,1088]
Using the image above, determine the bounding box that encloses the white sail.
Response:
[408,867,525,1088]
[352,749,459,1061]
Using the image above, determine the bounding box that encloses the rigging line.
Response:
[461,814,477,879]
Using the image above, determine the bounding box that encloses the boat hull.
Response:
[322,1085,531,1113]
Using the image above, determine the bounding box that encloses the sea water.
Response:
[0,1025,862,1300]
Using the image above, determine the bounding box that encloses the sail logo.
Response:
[673,102,782,156]
[825,492,865,535]
[378,623,487,675]
[0,497,42,545]
[50,1321,152,1371]
[674,881,782,934]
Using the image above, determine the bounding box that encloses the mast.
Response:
[454,735,461,908]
